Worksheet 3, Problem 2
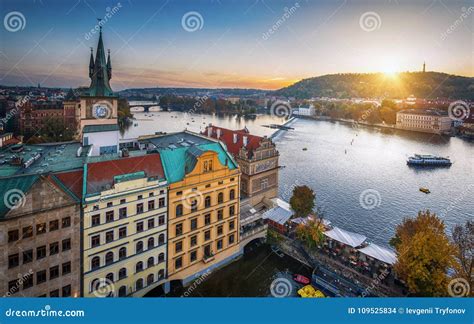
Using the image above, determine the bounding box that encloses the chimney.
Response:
[216,128,221,138]
[233,133,238,144]
[243,136,248,146]
[207,127,212,137]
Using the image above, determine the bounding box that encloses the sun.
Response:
[378,58,400,77]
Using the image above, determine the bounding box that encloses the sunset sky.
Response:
[0,0,472,90]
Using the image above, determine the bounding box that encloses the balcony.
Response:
[203,252,215,263]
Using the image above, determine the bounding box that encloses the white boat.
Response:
[407,154,452,167]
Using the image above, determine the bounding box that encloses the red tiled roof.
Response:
[86,154,164,194]
[52,169,84,201]
[202,125,263,158]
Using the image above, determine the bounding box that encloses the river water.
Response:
[125,111,474,247]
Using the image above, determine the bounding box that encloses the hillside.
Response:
[275,72,474,100]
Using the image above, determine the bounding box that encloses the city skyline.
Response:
[1,0,473,91]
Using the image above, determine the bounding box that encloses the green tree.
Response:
[39,116,74,142]
[452,221,473,296]
[390,210,456,296]
[289,185,315,217]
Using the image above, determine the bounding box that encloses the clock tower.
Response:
[78,27,120,156]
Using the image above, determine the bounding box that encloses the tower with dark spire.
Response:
[88,26,114,97]
[422,61,426,73]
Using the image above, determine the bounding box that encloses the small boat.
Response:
[302,148,307,151]
[419,187,430,194]
[297,285,325,298]
[293,274,310,285]
[407,154,452,167]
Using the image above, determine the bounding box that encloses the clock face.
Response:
[92,101,112,119]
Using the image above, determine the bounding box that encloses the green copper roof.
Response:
[88,29,115,97]
[83,124,119,133]
[0,174,39,218]
[159,142,237,184]
[114,171,146,183]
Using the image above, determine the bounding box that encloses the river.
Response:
[124,111,474,247]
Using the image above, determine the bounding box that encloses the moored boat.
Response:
[293,274,311,285]
[407,154,452,166]
[419,187,430,194]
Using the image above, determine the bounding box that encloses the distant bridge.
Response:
[128,101,160,112]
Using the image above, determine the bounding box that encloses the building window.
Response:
[106,272,114,283]
[261,178,269,190]
[147,257,154,268]
[204,245,212,258]
[8,230,19,242]
[190,250,197,262]
[8,280,18,295]
[205,196,211,208]
[119,227,127,239]
[23,225,33,238]
[135,261,143,273]
[175,241,183,253]
[158,234,165,246]
[136,241,143,253]
[204,230,211,241]
[229,205,235,216]
[148,200,155,210]
[190,235,197,247]
[23,249,33,264]
[228,234,235,245]
[175,257,182,270]
[119,207,127,219]
[119,286,127,297]
[62,217,71,228]
[62,262,71,275]
[158,197,165,208]
[147,274,154,285]
[175,223,183,236]
[148,237,155,249]
[49,220,59,231]
[176,204,183,217]
[148,218,155,229]
[62,238,71,251]
[158,269,165,280]
[205,213,211,226]
[106,211,114,223]
[190,218,198,230]
[230,189,235,200]
[23,276,33,290]
[203,160,213,172]
[105,230,114,243]
[229,220,235,231]
[218,192,224,204]
[217,209,223,221]
[136,203,144,214]
[191,199,198,213]
[136,222,144,233]
[92,214,100,226]
[49,289,59,297]
[107,202,113,208]
[91,256,100,270]
[36,223,47,235]
[119,247,127,260]
[37,246,46,259]
[49,242,59,255]
[8,254,19,268]
[136,278,143,290]
[138,195,143,200]
[217,225,223,236]
[158,253,165,263]
[91,235,100,248]
[119,268,127,280]
[217,239,223,250]
[49,265,60,280]
[158,215,165,225]
[120,199,126,204]
[37,270,47,284]
[105,252,114,265]
[62,285,71,297]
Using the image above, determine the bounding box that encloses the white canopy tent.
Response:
[323,227,367,248]
[357,243,397,265]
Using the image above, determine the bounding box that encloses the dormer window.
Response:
[203,160,213,173]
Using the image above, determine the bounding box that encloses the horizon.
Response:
[1,0,473,91]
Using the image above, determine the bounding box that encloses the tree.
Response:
[452,221,473,295]
[296,217,325,249]
[390,210,456,296]
[39,116,74,142]
[289,185,315,217]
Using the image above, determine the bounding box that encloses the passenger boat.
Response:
[419,187,430,194]
[297,285,325,298]
[407,154,452,166]
[293,274,310,285]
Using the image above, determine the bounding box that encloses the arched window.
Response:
[118,268,127,280]
[119,247,127,260]
[91,256,100,270]
[90,278,99,292]
[158,269,165,280]
[136,261,143,273]
[105,252,114,265]
[191,199,198,212]
[106,272,114,283]
[176,204,183,216]
[118,286,127,297]
[218,192,224,204]
[147,257,154,268]
[148,237,154,249]
[135,278,143,291]
[230,189,235,200]
[158,252,165,263]
[136,241,143,253]
[205,196,211,208]
[147,274,154,285]
[158,234,165,245]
